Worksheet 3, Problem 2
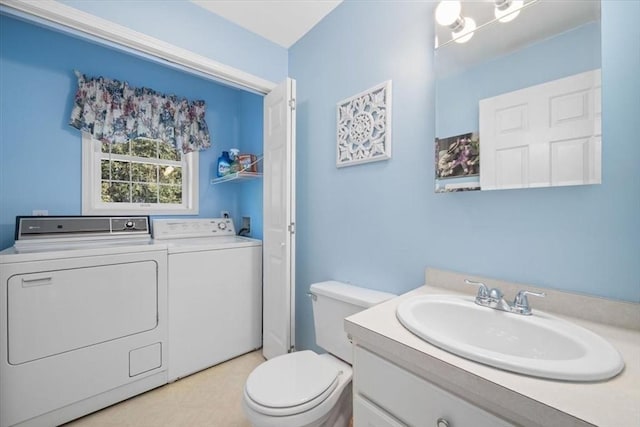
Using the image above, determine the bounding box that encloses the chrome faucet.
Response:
[465,279,545,315]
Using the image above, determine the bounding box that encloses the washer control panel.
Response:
[152,218,236,239]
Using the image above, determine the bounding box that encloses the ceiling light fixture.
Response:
[435,1,476,44]
[494,0,524,23]
[452,17,476,44]
[435,0,462,27]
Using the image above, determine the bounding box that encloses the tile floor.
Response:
[64,350,265,427]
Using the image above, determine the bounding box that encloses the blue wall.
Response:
[1,1,638,357]
[58,0,288,84]
[290,0,640,351]
[0,15,263,249]
[238,92,265,239]
[437,21,601,138]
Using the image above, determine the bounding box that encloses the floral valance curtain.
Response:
[69,71,210,153]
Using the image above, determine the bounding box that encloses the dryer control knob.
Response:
[218,222,227,230]
[125,220,135,229]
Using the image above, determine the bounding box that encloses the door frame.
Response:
[0,0,277,94]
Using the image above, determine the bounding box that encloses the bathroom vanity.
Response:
[345,269,640,427]
[353,346,513,426]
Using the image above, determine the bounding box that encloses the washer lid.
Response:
[245,351,340,409]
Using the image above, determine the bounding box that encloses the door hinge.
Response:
[288,98,296,110]
[288,222,296,234]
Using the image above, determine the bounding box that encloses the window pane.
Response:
[101,182,109,202]
[111,141,130,155]
[101,141,110,153]
[101,160,110,180]
[132,162,158,183]
[102,181,131,203]
[159,140,181,161]
[111,160,130,181]
[132,183,158,203]
[131,138,157,158]
[159,165,182,184]
[159,185,182,204]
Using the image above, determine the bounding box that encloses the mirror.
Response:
[434,0,601,192]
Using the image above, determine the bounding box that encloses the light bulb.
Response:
[453,17,476,43]
[495,0,524,23]
[436,0,462,26]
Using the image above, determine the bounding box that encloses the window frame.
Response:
[81,132,199,215]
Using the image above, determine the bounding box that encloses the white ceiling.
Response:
[191,0,343,48]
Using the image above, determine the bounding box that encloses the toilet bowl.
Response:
[242,281,395,427]
[242,351,352,427]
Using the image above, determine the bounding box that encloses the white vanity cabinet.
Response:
[353,346,514,427]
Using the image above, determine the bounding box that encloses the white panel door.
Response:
[480,69,601,190]
[262,78,296,360]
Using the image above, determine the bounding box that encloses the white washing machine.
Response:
[0,216,168,427]
[152,218,262,382]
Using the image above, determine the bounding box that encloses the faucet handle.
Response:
[465,279,489,299]
[513,290,546,315]
[489,287,504,300]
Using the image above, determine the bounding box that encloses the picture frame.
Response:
[336,80,392,168]
[434,132,481,193]
[435,132,480,179]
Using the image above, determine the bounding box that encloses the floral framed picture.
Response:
[434,132,481,193]
[336,80,392,167]
[435,132,480,179]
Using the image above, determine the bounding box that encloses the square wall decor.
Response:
[336,80,392,167]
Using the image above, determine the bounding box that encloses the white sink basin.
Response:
[396,295,624,381]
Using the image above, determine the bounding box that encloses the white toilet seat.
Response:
[242,353,353,427]
[244,351,341,417]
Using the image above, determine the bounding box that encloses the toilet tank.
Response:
[310,281,395,364]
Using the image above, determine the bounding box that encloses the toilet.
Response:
[242,281,395,427]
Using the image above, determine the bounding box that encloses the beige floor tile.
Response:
[64,351,264,427]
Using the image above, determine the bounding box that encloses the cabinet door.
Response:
[354,347,514,427]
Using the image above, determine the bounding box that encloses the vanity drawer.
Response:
[354,395,406,427]
[353,346,514,427]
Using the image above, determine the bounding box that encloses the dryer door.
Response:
[7,259,158,365]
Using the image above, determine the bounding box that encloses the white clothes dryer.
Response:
[152,218,262,382]
[0,216,168,427]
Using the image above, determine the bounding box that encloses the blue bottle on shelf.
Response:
[217,151,232,177]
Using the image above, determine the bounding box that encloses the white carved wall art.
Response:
[336,80,392,167]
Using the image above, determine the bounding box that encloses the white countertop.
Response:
[345,284,640,427]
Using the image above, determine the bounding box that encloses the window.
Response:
[82,133,198,215]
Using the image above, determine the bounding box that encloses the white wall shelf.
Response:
[211,172,262,185]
